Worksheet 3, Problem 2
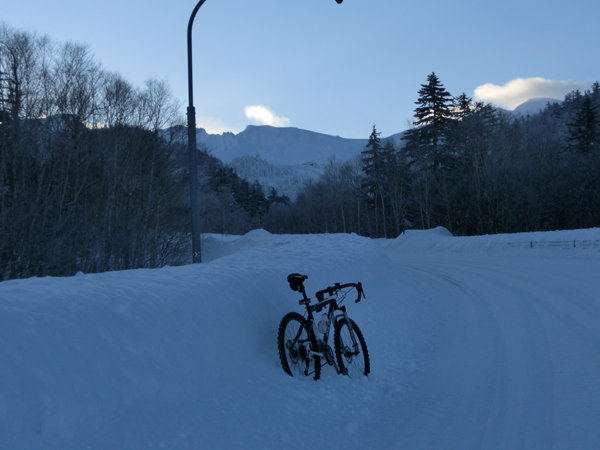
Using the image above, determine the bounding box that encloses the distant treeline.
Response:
[263,73,600,238]
[2,24,599,280]
[0,25,283,280]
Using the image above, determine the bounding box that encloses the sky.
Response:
[2,0,599,138]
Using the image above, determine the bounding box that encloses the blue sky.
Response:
[2,0,598,138]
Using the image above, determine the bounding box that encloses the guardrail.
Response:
[506,240,600,249]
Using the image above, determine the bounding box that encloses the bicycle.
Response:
[277,273,370,380]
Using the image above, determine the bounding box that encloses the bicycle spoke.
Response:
[277,312,321,379]
[334,318,370,378]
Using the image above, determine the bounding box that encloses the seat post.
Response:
[287,273,309,301]
[298,282,308,301]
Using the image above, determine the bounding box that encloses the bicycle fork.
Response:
[339,307,361,356]
[311,308,361,375]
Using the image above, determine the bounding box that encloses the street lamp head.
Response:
[335,0,343,3]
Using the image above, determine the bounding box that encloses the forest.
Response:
[265,74,600,238]
[0,25,284,280]
[2,25,599,280]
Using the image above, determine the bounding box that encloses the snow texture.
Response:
[511,97,562,116]
[1,228,600,449]
[196,125,404,199]
[196,125,374,166]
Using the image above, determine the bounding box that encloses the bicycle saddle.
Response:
[287,273,308,292]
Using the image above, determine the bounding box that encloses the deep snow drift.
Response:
[1,228,599,449]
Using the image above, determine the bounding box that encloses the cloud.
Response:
[196,116,240,135]
[244,105,291,127]
[474,77,587,110]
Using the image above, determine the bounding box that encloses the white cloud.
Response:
[195,116,240,135]
[244,105,291,127]
[474,77,587,110]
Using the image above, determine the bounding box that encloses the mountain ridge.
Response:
[511,97,562,116]
[195,125,403,199]
[193,98,550,198]
[196,97,552,167]
[196,125,403,166]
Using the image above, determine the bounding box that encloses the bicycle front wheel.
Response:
[277,312,321,380]
[334,318,370,378]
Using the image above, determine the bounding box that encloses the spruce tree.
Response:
[361,124,382,188]
[402,72,455,172]
[360,125,388,236]
[568,93,598,153]
[410,72,454,147]
[591,82,600,109]
[453,93,474,120]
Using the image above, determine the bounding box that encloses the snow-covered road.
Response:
[1,228,599,449]
[380,252,600,449]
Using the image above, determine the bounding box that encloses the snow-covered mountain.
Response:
[194,97,560,199]
[196,125,403,199]
[512,97,562,116]
[196,125,380,166]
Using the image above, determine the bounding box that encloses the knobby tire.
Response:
[277,312,321,380]
[334,317,370,378]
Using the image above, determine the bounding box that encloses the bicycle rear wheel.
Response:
[277,312,321,380]
[334,317,370,378]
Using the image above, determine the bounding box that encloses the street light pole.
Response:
[186,0,343,264]
[187,0,207,264]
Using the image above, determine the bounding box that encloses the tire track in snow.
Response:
[375,254,562,450]
[448,257,600,450]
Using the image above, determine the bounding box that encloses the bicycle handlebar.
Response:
[315,282,365,303]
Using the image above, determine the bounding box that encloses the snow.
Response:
[196,125,375,166]
[195,125,404,199]
[195,101,561,199]
[1,227,600,449]
[511,97,562,116]
[227,155,322,200]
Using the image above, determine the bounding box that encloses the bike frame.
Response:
[299,284,363,374]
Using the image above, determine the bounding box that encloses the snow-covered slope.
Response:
[196,125,403,198]
[512,97,562,116]
[227,155,323,200]
[196,125,391,166]
[2,228,600,449]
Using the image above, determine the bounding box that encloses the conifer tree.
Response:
[591,82,600,108]
[453,93,474,120]
[361,124,382,188]
[360,125,388,236]
[406,72,454,148]
[568,93,598,153]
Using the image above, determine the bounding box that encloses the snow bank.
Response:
[1,230,411,449]
[1,228,599,449]
[388,226,600,257]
